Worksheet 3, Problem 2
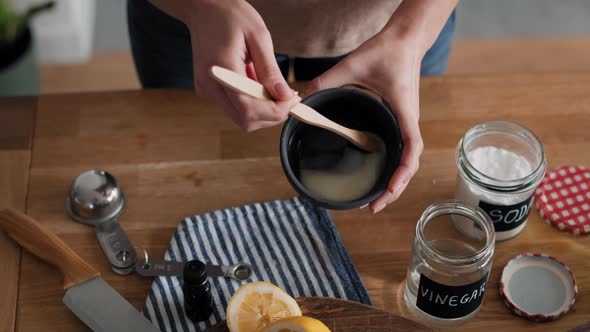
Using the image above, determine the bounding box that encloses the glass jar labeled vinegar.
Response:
[404,200,495,328]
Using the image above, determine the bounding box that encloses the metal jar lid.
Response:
[499,253,577,322]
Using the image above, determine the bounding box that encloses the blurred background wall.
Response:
[13,0,94,63]
[89,0,590,53]
[13,0,590,93]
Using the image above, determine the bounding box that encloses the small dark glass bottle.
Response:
[183,259,214,322]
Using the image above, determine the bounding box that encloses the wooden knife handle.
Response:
[0,209,99,289]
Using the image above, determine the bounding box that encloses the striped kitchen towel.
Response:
[142,197,370,332]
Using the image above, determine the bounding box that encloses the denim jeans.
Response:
[127,0,456,88]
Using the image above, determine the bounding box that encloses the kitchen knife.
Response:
[0,209,160,332]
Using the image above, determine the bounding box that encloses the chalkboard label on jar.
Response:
[416,273,489,319]
[478,194,534,232]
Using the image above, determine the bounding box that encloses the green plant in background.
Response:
[0,0,54,46]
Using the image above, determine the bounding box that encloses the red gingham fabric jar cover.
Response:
[535,165,590,235]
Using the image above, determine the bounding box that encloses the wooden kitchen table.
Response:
[1,73,589,332]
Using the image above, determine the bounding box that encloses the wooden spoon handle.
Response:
[209,66,340,130]
[0,209,99,289]
[209,65,272,100]
[209,66,379,152]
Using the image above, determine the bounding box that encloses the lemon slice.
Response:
[226,282,302,332]
[261,316,331,332]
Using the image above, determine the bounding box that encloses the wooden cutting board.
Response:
[206,297,433,331]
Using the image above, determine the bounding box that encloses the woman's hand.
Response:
[305,32,423,214]
[185,0,300,131]
[305,0,457,213]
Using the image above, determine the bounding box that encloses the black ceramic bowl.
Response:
[280,88,403,209]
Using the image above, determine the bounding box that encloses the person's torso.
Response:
[248,0,401,57]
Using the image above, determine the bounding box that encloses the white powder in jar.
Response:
[467,146,532,180]
[455,146,535,241]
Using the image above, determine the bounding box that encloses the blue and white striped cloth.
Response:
[142,197,370,332]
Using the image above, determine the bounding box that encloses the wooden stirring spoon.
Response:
[209,65,379,153]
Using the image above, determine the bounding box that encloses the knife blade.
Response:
[63,277,158,331]
[0,209,159,332]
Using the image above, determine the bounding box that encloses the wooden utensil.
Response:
[206,297,433,331]
[0,209,160,332]
[209,65,379,152]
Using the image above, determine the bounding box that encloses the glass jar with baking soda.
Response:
[454,121,547,241]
